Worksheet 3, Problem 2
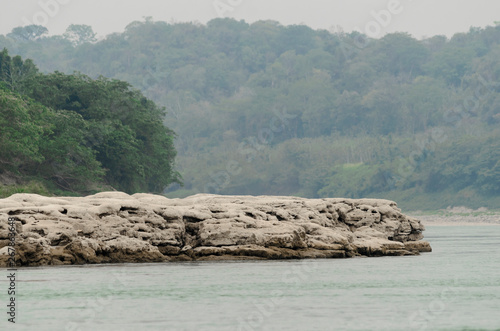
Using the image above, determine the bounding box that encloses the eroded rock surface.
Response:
[0,192,431,267]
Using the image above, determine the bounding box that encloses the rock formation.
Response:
[0,192,431,267]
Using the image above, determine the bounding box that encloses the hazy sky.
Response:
[1,0,499,39]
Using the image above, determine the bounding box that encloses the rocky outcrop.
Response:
[0,192,431,267]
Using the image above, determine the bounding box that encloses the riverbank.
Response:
[409,207,500,226]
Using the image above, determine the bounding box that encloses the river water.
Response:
[2,226,500,330]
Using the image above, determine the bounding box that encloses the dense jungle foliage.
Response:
[0,47,180,195]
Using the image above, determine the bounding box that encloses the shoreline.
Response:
[410,213,500,227]
[421,221,500,226]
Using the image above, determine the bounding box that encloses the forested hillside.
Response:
[1,19,500,209]
[0,48,180,195]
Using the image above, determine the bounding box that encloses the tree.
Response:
[277,24,317,55]
[332,91,366,134]
[23,71,181,192]
[361,81,403,135]
[63,24,97,46]
[424,45,475,86]
[366,32,430,77]
[8,25,48,41]
[35,109,104,191]
[0,88,45,171]
[0,48,38,92]
[401,76,447,131]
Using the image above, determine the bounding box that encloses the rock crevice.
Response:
[0,192,431,267]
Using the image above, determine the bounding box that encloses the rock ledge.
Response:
[0,192,431,267]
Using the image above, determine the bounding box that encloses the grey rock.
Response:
[0,192,431,267]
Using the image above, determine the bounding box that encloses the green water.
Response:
[1,226,500,330]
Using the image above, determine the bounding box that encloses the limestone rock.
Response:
[0,192,431,267]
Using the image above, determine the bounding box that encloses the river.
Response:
[2,226,500,330]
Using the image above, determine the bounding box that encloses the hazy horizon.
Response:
[1,0,499,40]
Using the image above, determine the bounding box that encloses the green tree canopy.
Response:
[0,49,180,194]
[8,25,48,41]
[63,24,97,46]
